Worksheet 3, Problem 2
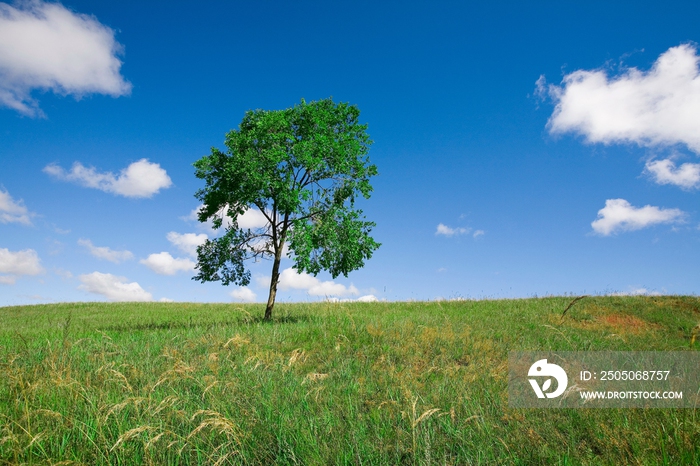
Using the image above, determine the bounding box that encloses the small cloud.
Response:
[78,271,152,301]
[0,189,34,225]
[591,199,685,236]
[473,230,485,238]
[326,294,382,303]
[356,294,378,302]
[140,252,195,275]
[166,231,208,258]
[645,158,700,190]
[611,287,662,296]
[78,238,133,263]
[159,297,174,302]
[230,286,257,302]
[44,159,172,198]
[437,267,447,273]
[0,1,131,117]
[278,267,359,297]
[435,223,470,237]
[534,74,548,102]
[0,248,44,284]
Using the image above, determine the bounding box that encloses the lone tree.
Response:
[192,98,380,321]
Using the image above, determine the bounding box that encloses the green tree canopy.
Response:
[193,98,380,320]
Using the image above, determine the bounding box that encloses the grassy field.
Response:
[0,296,698,465]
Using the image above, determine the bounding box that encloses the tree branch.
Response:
[253,201,275,226]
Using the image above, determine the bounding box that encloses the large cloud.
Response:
[78,238,133,263]
[591,199,685,235]
[78,272,152,301]
[541,44,700,153]
[44,159,172,198]
[0,247,44,284]
[0,189,33,225]
[140,252,195,275]
[0,1,131,117]
[278,267,359,297]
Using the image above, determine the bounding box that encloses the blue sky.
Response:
[1,0,699,306]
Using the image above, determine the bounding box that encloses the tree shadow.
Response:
[99,313,312,332]
[246,314,312,324]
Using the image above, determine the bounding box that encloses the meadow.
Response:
[0,296,698,465]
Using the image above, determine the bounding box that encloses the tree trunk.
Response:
[264,250,282,322]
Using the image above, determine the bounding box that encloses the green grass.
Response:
[0,296,698,465]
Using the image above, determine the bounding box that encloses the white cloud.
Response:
[238,208,269,229]
[436,223,483,238]
[278,267,318,289]
[184,204,269,235]
[543,44,700,153]
[356,294,378,302]
[435,223,470,236]
[278,267,359,297]
[166,232,208,258]
[78,238,133,263]
[645,158,700,190]
[140,252,195,275]
[326,294,381,303]
[230,286,257,302]
[78,271,152,301]
[0,247,44,285]
[0,189,33,225]
[611,287,662,296]
[591,198,685,235]
[0,1,131,117]
[44,159,172,198]
[159,297,174,302]
[183,206,203,223]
